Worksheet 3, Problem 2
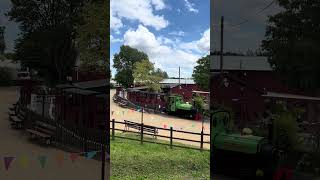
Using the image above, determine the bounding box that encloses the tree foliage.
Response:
[7,0,86,85]
[262,0,320,93]
[133,59,164,92]
[77,0,109,75]
[192,55,209,90]
[113,45,149,88]
[0,26,5,54]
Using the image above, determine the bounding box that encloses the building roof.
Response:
[0,59,20,69]
[262,91,320,101]
[73,79,108,89]
[160,78,195,85]
[210,56,272,71]
[56,84,74,89]
[63,88,99,95]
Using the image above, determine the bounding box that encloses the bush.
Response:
[0,67,13,86]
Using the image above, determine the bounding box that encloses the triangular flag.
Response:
[4,157,15,171]
[86,151,97,159]
[38,156,47,168]
[55,153,64,167]
[19,155,29,168]
[111,111,114,115]
[70,153,79,163]
[164,124,167,129]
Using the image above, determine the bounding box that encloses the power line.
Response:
[229,0,276,28]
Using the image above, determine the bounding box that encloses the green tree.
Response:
[153,68,169,79]
[7,0,85,85]
[113,45,149,88]
[0,26,5,55]
[262,0,320,94]
[192,55,209,90]
[133,59,163,92]
[77,0,109,76]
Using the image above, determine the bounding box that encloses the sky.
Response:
[110,0,210,79]
[0,0,20,53]
[211,0,282,53]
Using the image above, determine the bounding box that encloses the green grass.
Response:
[110,133,210,180]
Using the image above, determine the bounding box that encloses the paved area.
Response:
[0,86,109,180]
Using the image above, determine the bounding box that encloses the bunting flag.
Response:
[37,156,47,168]
[111,111,114,115]
[163,124,167,129]
[19,155,29,168]
[70,153,79,163]
[55,153,64,167]
[85,151,97,159]
[4,157,15,171]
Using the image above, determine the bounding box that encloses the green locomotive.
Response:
[166,95,198,119]
[211,110,278,179]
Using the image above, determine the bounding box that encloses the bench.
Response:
[26,121,56,145]
[9,110,25,129]
[124,120,158,138]
[118,100,128,108]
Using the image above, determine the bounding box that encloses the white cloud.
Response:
[151,0,166,10]
[184,0,199,13]
[110,0,169,32]
[122,25,207,77]
[180,28,210,53]
[110,35,123,43]
[168,31,185,36]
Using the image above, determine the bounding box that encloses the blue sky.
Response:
[110,0,210,78]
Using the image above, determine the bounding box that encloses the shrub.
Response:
[0,67,13,86]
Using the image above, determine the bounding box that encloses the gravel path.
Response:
[0,86,108,180]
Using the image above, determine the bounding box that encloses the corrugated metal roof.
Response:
[63,88,99,95]
[73,79,108,89]
[262,91,320,101]
[210,56,272,71]
[0,59,20,69]
[160,78,195,84]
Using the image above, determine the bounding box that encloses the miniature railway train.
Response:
[211,110,279,179]
[114,87,207,120]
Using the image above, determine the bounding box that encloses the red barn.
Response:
[210,56,320,128]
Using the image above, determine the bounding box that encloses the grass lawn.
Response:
[110,132,210,180]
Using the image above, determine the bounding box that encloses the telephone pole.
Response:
[220,16,224,73]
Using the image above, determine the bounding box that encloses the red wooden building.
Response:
[210,56,320,128]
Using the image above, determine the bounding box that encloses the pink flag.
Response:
[4,157,15,170]
[164,124,167,129]
[70,153,79,163]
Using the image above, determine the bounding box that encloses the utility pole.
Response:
[178,66,181,85]
[220,16,224,74]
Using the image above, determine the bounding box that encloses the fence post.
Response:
[170,127,173,149]
[42,95,45,117]
[112,119,115,140]
[141,123,144,144]
[200,128,204,151]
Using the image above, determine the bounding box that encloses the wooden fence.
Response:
[110,119,210,151]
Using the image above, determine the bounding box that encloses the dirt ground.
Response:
[0,86,108,180]
[110,89,210,149]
